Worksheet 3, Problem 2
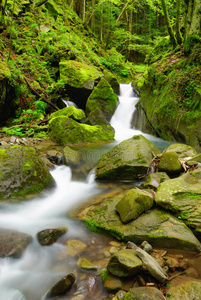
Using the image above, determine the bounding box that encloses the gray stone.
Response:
[0,229,32,258]
[116,188,154,223]
[95,135,161,181]
[167,277,201,300]
[141,172,170,190]
[166,143,197,158]
[158,151,182,174]
[107,249,142,277]
[121,287,164,300]
[155,168,201,233]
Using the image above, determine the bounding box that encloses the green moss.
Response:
[48,106,85,122]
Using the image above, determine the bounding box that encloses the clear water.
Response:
[0,84,172,299]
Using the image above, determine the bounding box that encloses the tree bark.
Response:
[160,0,177,47]
[175,0,183,44]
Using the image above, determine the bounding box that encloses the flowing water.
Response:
[0,84,172,299]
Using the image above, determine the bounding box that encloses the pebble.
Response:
[109,246,118,254]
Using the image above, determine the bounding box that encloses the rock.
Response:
[86,276,98,297]
[155,168,201,233]
[121,287,164,300]
[0,60,16,123]
[128,242,168,283]
[116,188,154,223]
[107,249,142,277]
[167,277,201,299]
[62,146,82,166]
[47,150,63,165]
[86,78,118,120]
[141,172,170,190]
[95,135,161,181]
[85,107,111,126]
[65,239,87,257]
[166,143,197,158]
[0,145,55,199]
[158,151,183,175]
[185,267,199,278]
[82,190,201,251]
[48,106,85,123]
[0,229,32,258]
[163,256,180,271]
[47,273,75,298]
[141,241,153,254]
[41,157,55,170]
[115,290,127,299]
[187,153,201,163]
[102,274,123,292]
[59,60,102,90]
[37,227,67,246]
[49,117,114,145]
[77,258,97,270]
[103,70,120,95]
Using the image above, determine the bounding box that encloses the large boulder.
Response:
[49,117,114,145]
[95,135,161,181]
[155,168,201,234]
[165,143,197,158]
[0,59,16,124]
[0,229,32,258]
[116,188,154,223]
[0,145,55,199]
[86,78,118,120]
[85,107,111,126]
[79,191,201,252]
[59,60,103,110]
[167,276,201,300]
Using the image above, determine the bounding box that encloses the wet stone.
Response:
[37,227,67,246]
[46,273,76,298]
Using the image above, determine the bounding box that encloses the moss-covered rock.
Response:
[103,70,120,95]
[0,60,16,124]
[166,143,197,158]
[0,145,55,199]
[59,60,103,90]
[116,189,154,223]
[167,277,201,300]
[49,116,114,145]
[86,78,118,120]
[62,146,82,166]
[107,249,142,277]
[121,287,164,300]
[0,229,32,258]
[48,106,85,122]
[85,107,111,126]
[95,135,161,181]
[79,191,201,251]
[158,151,183,175]
[155,168,201,233]
[141,172,170,190]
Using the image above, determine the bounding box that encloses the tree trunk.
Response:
[160,0,177,47]
[188,0,201,35]
[175,0,183,44]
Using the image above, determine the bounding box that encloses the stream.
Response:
[0,84,173,299]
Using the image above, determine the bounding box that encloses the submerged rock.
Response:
[86,78,118,121]
[155,168,201,234]
[95,135,161,181]
[47,273,75,298]
[37,227,67,246]
[116,189,154,223]
[0,229,32,258]
[107,249,142,277]
[62,146,82,166]
[0,145,55,199]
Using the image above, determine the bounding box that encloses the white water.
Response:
[0,84,171,299]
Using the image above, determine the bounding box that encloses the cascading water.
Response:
[0,84,171,299]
